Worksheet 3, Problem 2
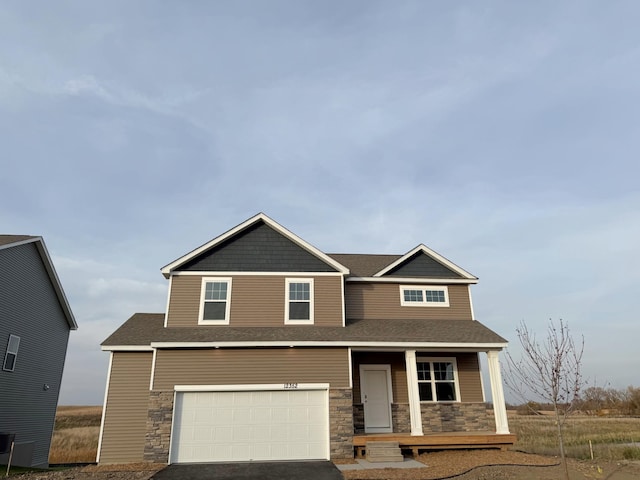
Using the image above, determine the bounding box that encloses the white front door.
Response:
[360,365,393,433]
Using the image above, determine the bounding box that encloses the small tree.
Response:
[504,319,585,480]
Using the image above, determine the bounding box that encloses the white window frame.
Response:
[3,334,20,372]
[400,285,450,307]
[198,277,232,325]
[285,278,314,324]
[416,356,461,403]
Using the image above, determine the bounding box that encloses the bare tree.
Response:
[504,319,585,480]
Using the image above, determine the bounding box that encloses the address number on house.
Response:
[283,383,298,389]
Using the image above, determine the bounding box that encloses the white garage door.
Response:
[170,388,329,463]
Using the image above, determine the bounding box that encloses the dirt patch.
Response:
[341,450,640,480]
[9,454,640,480]
[11,463,164,480]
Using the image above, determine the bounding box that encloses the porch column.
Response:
[405,350,423,436]
[487,350,510,434]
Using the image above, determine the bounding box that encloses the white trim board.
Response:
[146,341,508,350]
[174,383,330,392]
[346,276,477,284]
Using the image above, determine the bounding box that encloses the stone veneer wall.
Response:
[352,403,409,434]
[142,389,354,463]
[329,388,354,459]
[391,403,411,433]
[420,402,490,432]
[143,391,173,463]
[353,403,364,433]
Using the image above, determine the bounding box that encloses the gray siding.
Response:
[179,221,337,272]
[0,243,71,467]
[386,252,464,278]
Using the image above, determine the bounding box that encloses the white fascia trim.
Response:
[341,276,346,327]
[163,276,173,328]
[151,341,508,349]
[347,347,353,389]
[160,213,350,277]
[468,284,476,320]
[373,244,478,280]
[101,345,154,351]
[174,383,330,392]
[149,348,157,391]
[346,276,478,285]
[96,352,113,463]
[169,271,345,277]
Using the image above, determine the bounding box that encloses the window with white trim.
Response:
[416,357,460,402]
[400,286,449,307]
[285,278,314,324]
[199,277,232,324]
[3,334,20,372]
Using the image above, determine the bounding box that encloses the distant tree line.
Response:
[507,385,640,416]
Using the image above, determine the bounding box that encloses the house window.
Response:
[199,277,232,324]
[416,358,459,402]
[285,278,314,324]
[3,335,20,372]
[400,286,449,307]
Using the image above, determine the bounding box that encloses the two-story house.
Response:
[97,213,512,464]
[0,235,77,468]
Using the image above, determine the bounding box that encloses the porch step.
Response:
[365,441,404,463]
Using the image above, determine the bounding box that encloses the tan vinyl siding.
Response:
[352,352,408,404]
[166,275,343,327]
[456,352,484,402]
[345,283,472,320]
[99,352,152,464]
[153,348,350,390]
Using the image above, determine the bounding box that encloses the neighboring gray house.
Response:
[0,235,77,468]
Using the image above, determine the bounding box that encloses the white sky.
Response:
[1,1,639,405]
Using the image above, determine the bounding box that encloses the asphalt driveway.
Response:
[150,461,343,480]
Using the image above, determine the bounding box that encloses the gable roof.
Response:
[374,244,478,280]
[0,235,78,330]
[161,213,350,278]
[102,313,507,350]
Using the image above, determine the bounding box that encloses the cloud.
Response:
[53,255,167,404]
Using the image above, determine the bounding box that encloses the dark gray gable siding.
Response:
[385,251,464,278]
[178,221,338,272]
[0,242,71,468]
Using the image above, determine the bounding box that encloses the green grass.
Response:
[510,414,640,460]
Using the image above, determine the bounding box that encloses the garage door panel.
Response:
[171,389,328,463]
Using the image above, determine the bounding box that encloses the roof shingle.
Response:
[102,313,507,348]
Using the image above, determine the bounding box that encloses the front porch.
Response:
[346,349,512,458]
[353,432,517,458]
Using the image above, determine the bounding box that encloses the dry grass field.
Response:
[48,406,640,465]
[509,413,640,460]
[49,406,102,464]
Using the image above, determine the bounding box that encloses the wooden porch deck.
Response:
[352,432,517,458]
